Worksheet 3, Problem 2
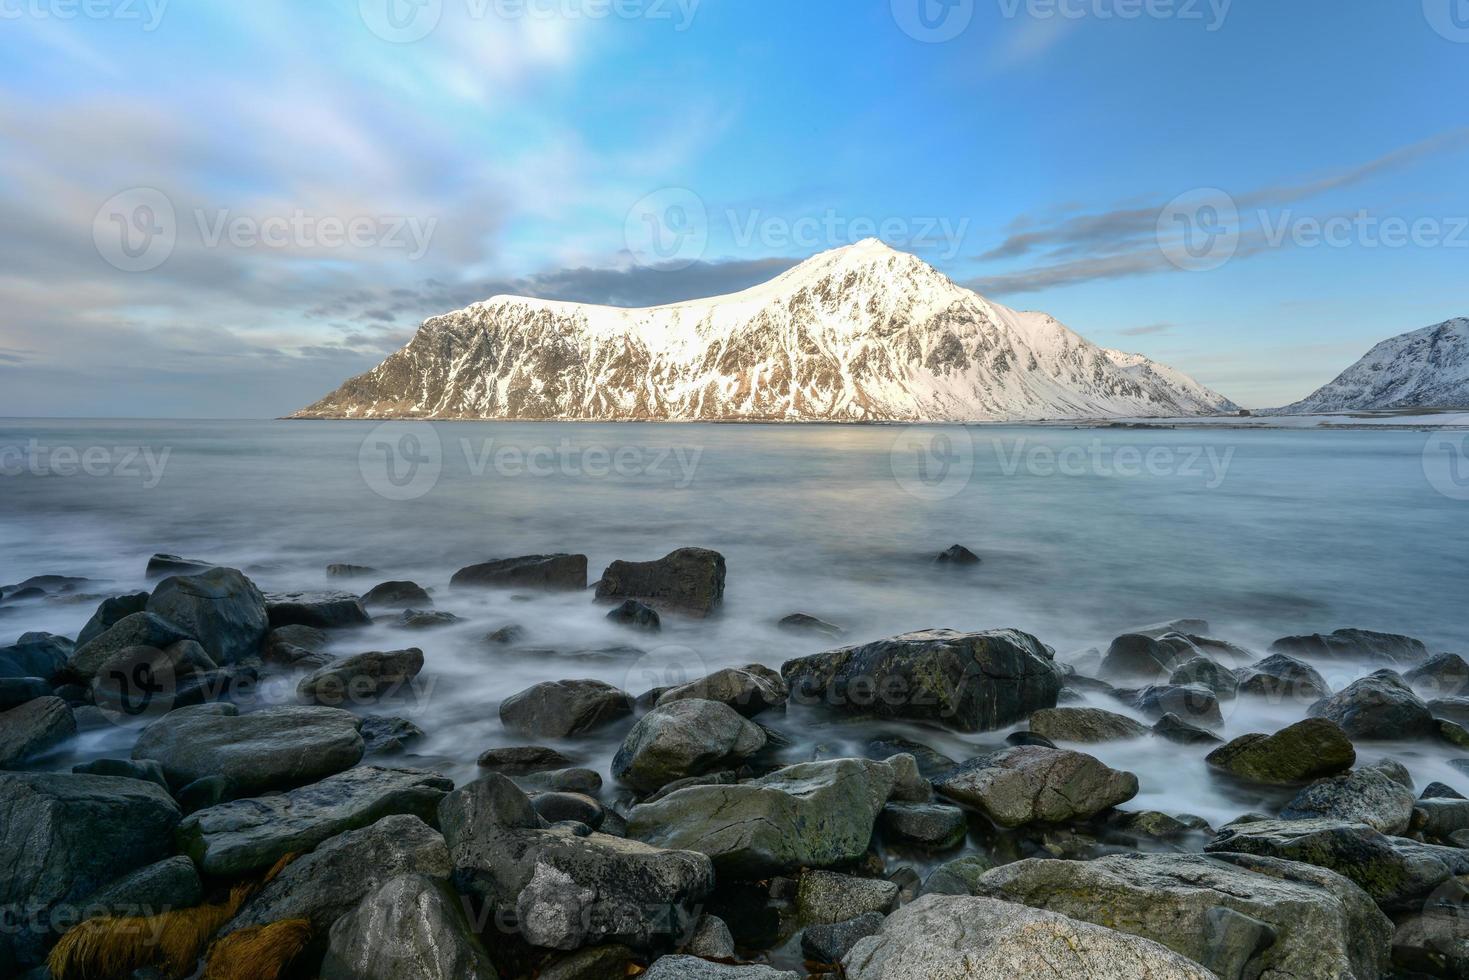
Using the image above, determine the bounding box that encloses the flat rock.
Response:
[0,696,75,767]
[781,627,1061,733]
[327,563,378,579]
[266,590,372,629]
[321,873,497,980]
[145,566,268,664]
[1308,669,1436,740]
[298,648,424,706]
[132,703,364,794]
[1028,706,1148,743]
[842,894,1215,980]
[1271,628,1428,664]
[500,679,633,739]
[178,765,453,875]
[612,699,767,792]
[451,554,588,591]
[396,609,462,630]
[594,548,726,617]
[878,802,967,850]
[796,870,898,924]
[360,715,426,754]
[656,666,788,717]
[1205,717,1355,785]
[778,613,843,636]
[478,745,575,774]
[934,745,1137,828]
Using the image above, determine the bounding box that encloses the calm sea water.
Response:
[2,418,1465,828]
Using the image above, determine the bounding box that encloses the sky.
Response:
[0,0,1465,416]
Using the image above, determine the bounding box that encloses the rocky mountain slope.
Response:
[295,239,1238,422]
[1271,317,1469,414]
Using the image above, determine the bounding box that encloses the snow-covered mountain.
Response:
[1271,318,1469,414]
[295,239,1238,422]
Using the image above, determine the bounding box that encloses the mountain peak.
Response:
[1272,316,1469,413]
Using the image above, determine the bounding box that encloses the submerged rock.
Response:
[298,648,425,706]
[802,912,884,963]
[0,632,73,681]
[1235,653,1330,703]
[1099,631,1198,681]
[1307,669,1436,740]
[1270,628,1428,664]
[782,627,1061,733]
[396,609,463,630]
[0,696,75,767]
[1027,706,1148,743]
[778,612,843,636]
[612,699,767,792]
[500,679,634,739]
[451,554,588,591]
[606,599,661,632]
[145,553,215,578]
[934,745,1137,828]
[1205,717,1355,785]
[145,566,268,664]
[594,548,726,618]
[1405,652,1469,698]
[478,745,576,774]
[266,590,372,630]
[321,873,498,980]
[1153,712,1223,745]
[361,580,433,609]
[934,544,980,565]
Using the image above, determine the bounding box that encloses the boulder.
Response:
[0,677,50,712]
[1205,718,1355,785]
[1413,797,1469,838]
[65,613,192,681]
[0,696,74,767]
[0,632,73,681]
[72,757,169,789]
[1405,652,1469,698]
[865,735,957,778]
[440,773,715,951]
[145,566,268,664]
[0,773,180,970]
[919,854,994,897]
[657,666,788,717]
[934,544,980,564]
[361,580,433,609]
[684,914,736,958]
[1235,653,1330,703]
[934,746,1137,828]
[451,554,588,591]
[178,765,453,875]
[531,792,605,830]
[976,851,1392,979]
[644,957,798,979]
[75,591,150,647]
[878,802,967,850]
[781,628,1061,733]
[500,679,634,739]
[478,745,575,774]
[842,894,1216,980]
[1129,683,1223,727]
[298,648,425,706]
[626,757,900,877]
[132,703,364,794]
[1099,631,1199,681]
[1271,628,1428,664]
[81,855,201,918]
[606,599,661,632]
[484,624,526,645]
[594,548,726,618]
[796,870,898,924]
[266,590,372,629]
[1279,763,1416,834]
[1308,669,1436,740]
[1422,781,1465,801]
[146,553,215,578]
[1205,817,1469,910]
[778,613,843,636]
[360,715,426,754]
[223,814,451,937]
[1392,900,1469,978]
[396,609,462,630]
[320,873,497,980]
[1027,706,1148,743]
[1169,656,1239,699]
[613,699,767,792]
[802,912,884,963]
[1429,696,1469,727]
[1153,712,1223,744]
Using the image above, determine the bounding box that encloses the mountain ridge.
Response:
[1269,317,1469,414]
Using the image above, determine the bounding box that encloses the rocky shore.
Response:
[3,548,1468,978]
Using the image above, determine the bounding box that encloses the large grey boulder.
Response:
[1128,683,1223,727]
[65,612,192,681]
[842,894,1216,980]
[440,774,714,951]
[1279,763,1416,834]
[1405,652,1469,698]
[0,632,73,681]
[626,757,899,878]
[878,801,967,850]
[321,873,498,980]
[934,746,1137,828]
[781,628,1062,733]
[594,548,725,617]
[500,679,634,739]
[656,665,788,717]
[1205,718,1355,785]
[1027,706,1148,743]
[976,851,1392,980]
[0,696,75,767]
[297,648,425,706]
[1099,631,1199,681]
[451,554,588,591]
[224,814,451,937]
[265,590,372,629]
[612,699,767,792]
[178,765,453,875]
[132,703,364,794]
[1308,670,1437,740]
[145,566,268,664]
[1271,628,1428,665]
[796,870,898,924]
[1205,817,1469,911]
[0,773,180,971]
[1236,653,1330,703]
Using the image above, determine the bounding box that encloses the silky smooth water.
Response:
[2,419,1465,829]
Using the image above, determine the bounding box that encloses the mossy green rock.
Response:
[1205,717,1354,785]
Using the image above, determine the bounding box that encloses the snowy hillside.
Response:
[1271,318,1469,414]
[295,239,1239,422]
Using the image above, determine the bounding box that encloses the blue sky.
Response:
[0,0,1464,415]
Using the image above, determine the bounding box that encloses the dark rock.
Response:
[65,613,191,681]
[1099,632,1198,681]
[1206,718,1355,785]
[1236,652,1331,704]
[1153,712,1223,744]
[605,599,661,632]
[179,765,453,876]
[500,679,634,739]
[644,957,798,979]
[451,554,588,591]
[612,699,766,792]
[919,854,993,897]
[264,623,329,660]
[0,677,51,711]
[146,567,268,665]
[82,855,201,918]
[879,802,966,849]
[1028,706,1148,743]
[145,554,215,578]
[684,913,735,958]
[521,768,603,796]
[266,590,372,630]
[2,574,91,596]
[395,609,463,630]
[76,591,150,647]
[1270,628,1428,664]
[298,648,425,706]
[320,873,497,980]
[133,703,363,793]
[484,624,526,645]
[1422,781,1465,800]
[327,563,378,579]
[656,666,788,718]
[1279,763,1416,834]
[1005,731,1058,748]
[72,757,169,790]
[934,544,980,565]
[778,612,843,636]
[1413,797,1469,838]
[1392,901,1469,979]
[594,548,726,618]
[1405,652,1469,698]
[866,736,956,778]
[796,870,898,924]
[478,745,575,775]
[0,696,75,767]
[175,774,232,814]
[1308,669,1436,740]
[781,627,1061,733]
[1169,656,1238,699]
[1428,696,1469,725]
[537,945,636,980]
[0,632,73,681]
[803,912,884,963]
[934,746,1137,828]
[360,715,426,754]
[361,580,433,609]
[1129,683,1223,727]
[532,792,605,829]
